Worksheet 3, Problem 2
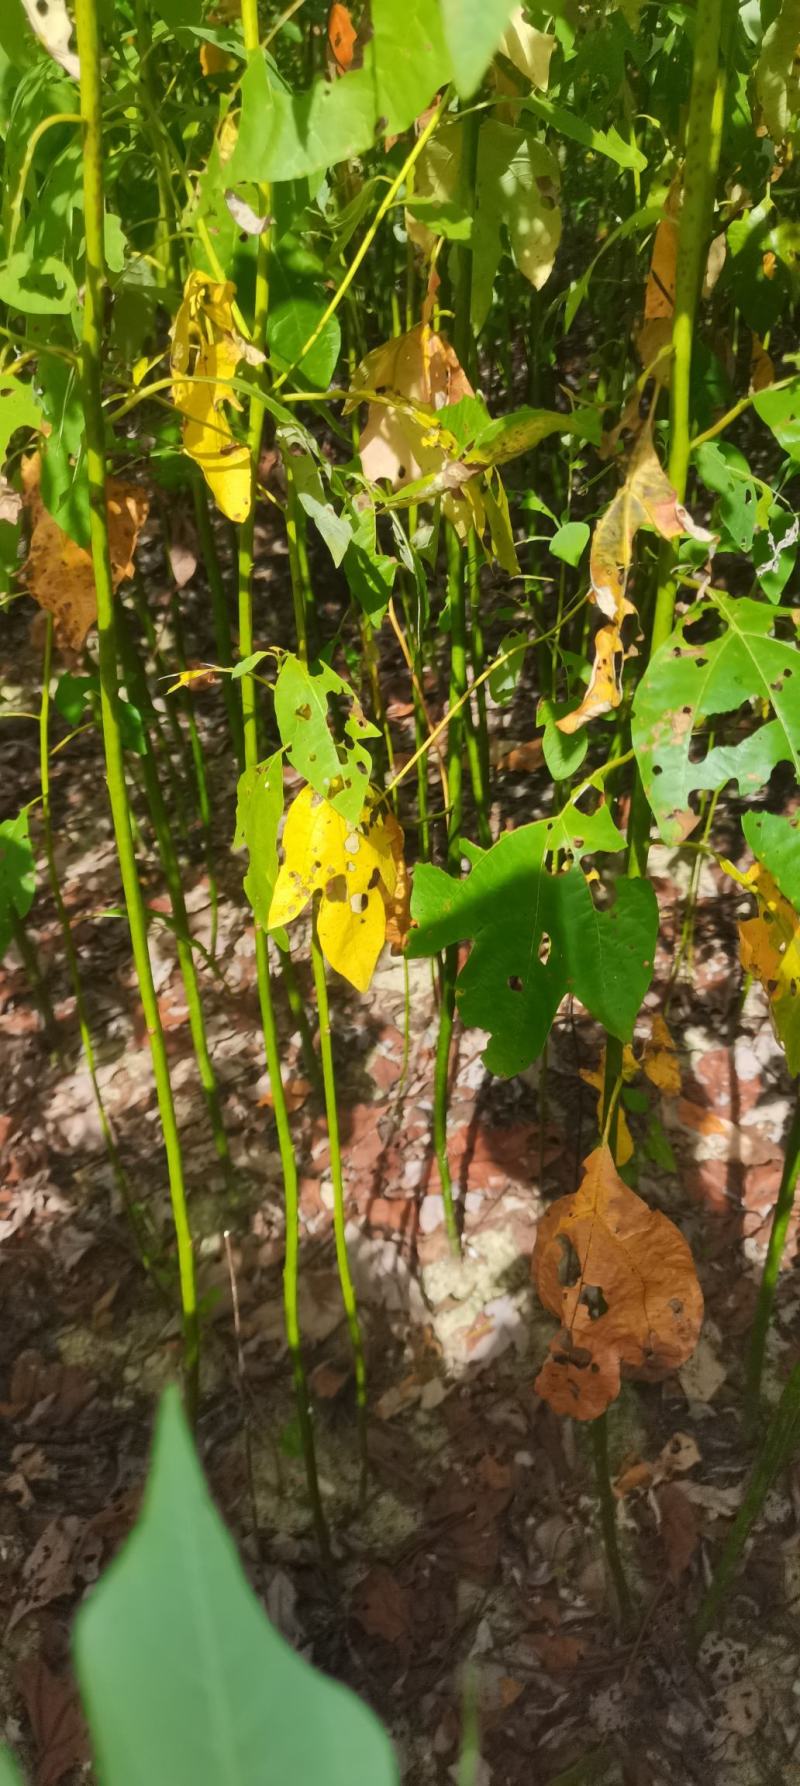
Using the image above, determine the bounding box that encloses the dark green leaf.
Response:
[537,696,588,779]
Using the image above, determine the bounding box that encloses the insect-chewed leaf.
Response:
[0,808,36,960]
[532,1145,703,1420]
[170,270,251,523]
[408,819,656,1074]
[234,754,284,932]
[743,809,800,910]
[643,1014,681,1097]
[632,595,800,844]
[21,454,148,652]
[273,654,379,829]
[557,423,714,736]
[268,787,403,993]
[737,859,800,1076]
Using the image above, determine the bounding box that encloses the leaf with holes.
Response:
[532,1145,703,1420]
[631,595,800,844]
[407,819,656,1074]
[268,786,404,992]
[0,809,36,961]
[170,270,253,523]
[273,655,379,829]
[234,754,284,933]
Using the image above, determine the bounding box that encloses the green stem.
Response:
[118,614,233,1178]
[237,0,327,1554]
[591,1414,633,1632]
[745,1091,800,1431]
[433,524,469,1255]
[311,901,369,1499]
[168,584,220,960]
[74,0,198,1417]
[693,1361,800,1646]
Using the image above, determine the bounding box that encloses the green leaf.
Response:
[742,810,800,909]
[537,696,588,779]
[753,506,799,603]
[0,0,36,66]
[550,520,590,566]
[489,632,528,703]
[755,0,800,140]
[523,94,648,170]
[268,297,341,388]
[0,1752,26,1786]
[440,0,517,97]
[467,403,600,469]
[234,754,284,930]
[0,372,42,466]
[0,808,36,960]
[644,1116,677,1172]
[754,377,800,460]
[74,1388,398,1786]
[230,0,450,184]
[0,252,77,315]
[343,509,397,625]
[407,819,654,1074]
[273,655,379,827]
[632,596,800,845]
[471,121,561,331]
[694,440,757,553]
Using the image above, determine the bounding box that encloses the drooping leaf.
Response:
[496,8,555,88]
[74,1388,398,1786]
[737,860,800,1075]
[327,3,357,72]
[522,93,648,172]
[21,454,148,651]
[694,440,758,554]
[170,269,254,523]
[407,820,657,1074]
[755,0,800,142]
[471,120,561,332]
[440,0,517,97]
[0,808,36,961]
[273,655,379,828]
[753,506,799,604]
[348,324,475,492]
[634,175,679,371]
[632,596,800,844]
[580,1044,637,1165]
[234,754,284,932]
[268,786,404,992]
[559,425,715,736]
[642,1014,681,1097]
[533,1145,703,1420]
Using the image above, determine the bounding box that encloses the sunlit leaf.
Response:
[533,1145,703,1420]
[22,454,148,651]
[755,0,800,142]
[738,859,800,1075]
[273,654,379,828]
[471,121,561,331]
[268,786,403,992]
[642,1014,681,1098]
[234,753,284,932]
[170,270,253,523]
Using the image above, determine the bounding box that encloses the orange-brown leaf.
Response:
[327,1,357,71]
[347,323,473,491]
[22,455,148,651]
[643,1014,681,1097]
[556,623,624,733]
[532,1145,703,1420]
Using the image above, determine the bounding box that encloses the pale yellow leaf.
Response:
[268,786,404,992]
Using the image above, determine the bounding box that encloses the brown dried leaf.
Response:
[15,1657,88,1786]
[738,864,800,1075]
[643,1014,681,1097]
[532,1145,703,1420]
[351,1565,412,1644]
[657,1481,699,1582]
[347,323,473,491]
[22,455,148,651]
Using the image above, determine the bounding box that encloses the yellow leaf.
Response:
[643,1014,681,1097]
[347,323,474,492]
[199,41,236,74]
[170,270,251,523]
[558,423,714,735]
[750,332,775,393]
[739,864,800,1075]
[268,787,404,993]
[580,1044,637,1166]
[496,8,555,89]
[22,454,148,652]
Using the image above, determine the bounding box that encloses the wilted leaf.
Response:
[643,1014,681,1097]
[19,0,78,76]
[22,455,148,651]
[170,270,252,523]
[755,0,800,142]
[558,425,714,735]
[268,787,404,992]
[533,1145,703,1420]
[632,596,800,844]
[273,654,379,828]
[750,333,775,393]
[349,324,475,491]
[496,7,554,88]
[634,177,679,370]
[738,862,800,1075]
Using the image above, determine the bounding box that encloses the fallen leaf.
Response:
[8,1517,93,1632]
[657,1481,698,1582]
[22,455,148,652]
[170,270,252,522]
[15,1657,88,1786]
[642,1014,681,1097]
[525,1632,588,1672]
[532,1145,704,1420]
[268,786,405,992]
[351,1565,412,1644]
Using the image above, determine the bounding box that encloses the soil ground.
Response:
[2,514,800,1786]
